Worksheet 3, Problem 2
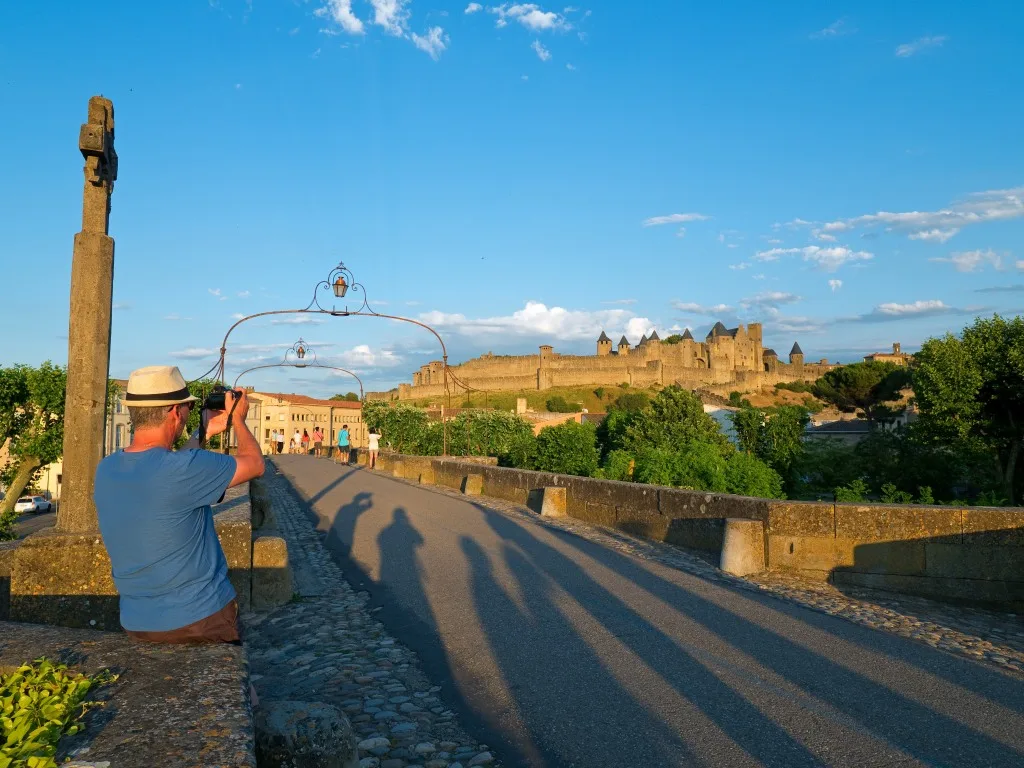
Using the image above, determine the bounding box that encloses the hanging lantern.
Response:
[333,275,348,298]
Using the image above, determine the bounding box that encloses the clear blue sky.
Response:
[3,1,1023,396]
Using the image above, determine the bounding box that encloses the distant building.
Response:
[247,392,364,454]
[864,343,912,366]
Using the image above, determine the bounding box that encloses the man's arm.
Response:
[225,391,264,488]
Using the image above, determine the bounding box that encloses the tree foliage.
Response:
[545,395,576,413]
[331,392,361,402]
[532,421,599,477]
[0,363,67,533]
[914,315,1024,503]
[624,385,730,456]
[813,361,910,422]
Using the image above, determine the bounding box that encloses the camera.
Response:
[203,385,241,411]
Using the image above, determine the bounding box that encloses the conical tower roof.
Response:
[649,330,661,341]
[618,335,629,346]
[681,328,694,341]
[639,333,649,345]
[790,342,804,355]
[597,331,611,343]
[707,321,728,338]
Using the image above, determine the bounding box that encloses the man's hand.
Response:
[202,390,249,438]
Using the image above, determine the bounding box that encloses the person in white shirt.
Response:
[367,429,381,469]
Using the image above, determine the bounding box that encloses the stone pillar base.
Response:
[720,519,765,577]
[461,475,483,496]
[418,466,435,485]
[9,529,119,630]
[539,487,567,517]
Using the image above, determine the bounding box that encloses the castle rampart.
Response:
[370,322,833,401]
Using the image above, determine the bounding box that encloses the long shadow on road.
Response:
[272,457,1024,767]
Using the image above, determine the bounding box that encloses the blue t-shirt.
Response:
[337,429,350,447]
[94,448,237,632]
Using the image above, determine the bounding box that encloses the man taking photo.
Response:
[94,366,265,644]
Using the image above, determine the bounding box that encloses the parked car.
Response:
[14,496,53,514]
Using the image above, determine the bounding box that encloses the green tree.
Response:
[624,385,730,456]
[447,410,535,466]
[597,449,634,481]
[593,387,606,401]
[835,478,869,502]
[914,315,1024,503]
[663,334,685,345]
[545,395,576,413]
[331,392,361,402]
[792,437,862,497]
[725,452,785,499]
[632,442,729,491]
[532,421,599,477]
[813,361,910,422]
[612,392,650,413]
[0,363,67,534]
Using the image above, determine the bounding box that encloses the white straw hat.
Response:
[125,366,199,407]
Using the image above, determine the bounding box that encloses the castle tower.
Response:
[893,342,901,355]
[617,335,630,355]
[681,328,694,341]
[789,342,804,368]
[763,348,778,373]
[597,331,612,356]
[648,330,661,343]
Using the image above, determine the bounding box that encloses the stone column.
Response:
[57,96,118,533]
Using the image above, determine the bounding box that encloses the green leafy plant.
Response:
[593,387,606,401]
[545,396,576,413]
[835,479,869,503]
[880,482,914,504]
[917,486,935,505]
[0,658,116,768]
[532,421,599,477]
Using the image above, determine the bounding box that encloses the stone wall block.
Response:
[766,501,835,537]
[835,504,961,543]
[962,508,1024,546]
[252,536,293,611]
[215,508,254,612]
[461,474,484,496]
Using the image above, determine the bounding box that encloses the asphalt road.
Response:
[13,510,55,539]
[273,455,1024,768]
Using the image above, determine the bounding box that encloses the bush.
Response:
[632,442,729,492]
[775,380,813,393]
[545,396,576,413]
[597,449,634,481]
[611,392,650,413]
[835,479,869,502]
[725,452,785,499]
[593,387,606,401]
[532,421,599,477]
[880,482,914,504]
[624,386,731,457]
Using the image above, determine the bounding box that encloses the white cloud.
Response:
[727,243,739,249]
[739,291,801,310]
[491,3,571,32]
[237,290,250,298]
[876,300,949,316]
[601,299,637,305]
[815,187,1024,243]
[521,74,529,80]
[566,62,576,71]
[329,344,404,371]
[465,2,483,12]
[676,227,686,238]
[671,301,734,315]
[370,0,411,35]
[171,347,217,360]
[315,0,365,35]
[642,212,710,227]
[811,18,855,39]
[625,317,654,341]
[113,302,132,310]
[812,230,837,242]
[420,301,652,341]
[929,248,1003,273]
[531,39,551,61]
[829,279,843,292]
[412,26,449,59]
[728,263,748,271]
[896,35,948,58]
[909,228,960,243]
[231,313,246,320]
[754,245,873,272]
[164,313,193,321]
[271,315,327,325]
[208,288,222,297]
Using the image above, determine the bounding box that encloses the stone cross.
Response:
[57,96,118,533]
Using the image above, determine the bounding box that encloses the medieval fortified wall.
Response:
[371,322,833,401]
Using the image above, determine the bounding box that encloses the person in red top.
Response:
[301,429,310,455]
[312,426,324,457]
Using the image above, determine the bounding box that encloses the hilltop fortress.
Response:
[371,321,834,402]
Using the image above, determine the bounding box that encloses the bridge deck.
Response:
[273,455,1024,768]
